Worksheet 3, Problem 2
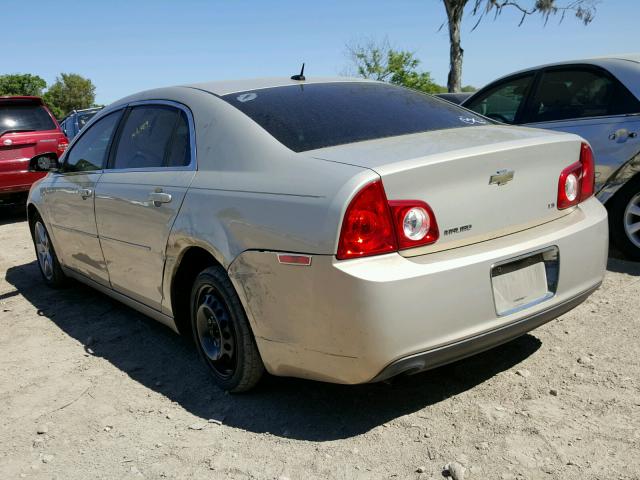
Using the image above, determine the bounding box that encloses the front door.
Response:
[94,103,195,310]
[45,110,123,286]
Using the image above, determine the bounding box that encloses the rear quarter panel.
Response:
[148,86,374,316]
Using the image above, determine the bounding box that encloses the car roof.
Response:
[465,53,640,103]
[184,76,376,96]
[493,53,640,75]
[0,95,44,105]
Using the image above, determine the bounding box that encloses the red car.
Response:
[0,96,68,205]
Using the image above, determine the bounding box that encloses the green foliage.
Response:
[0,74,47,96]
[461,85,477,92]
[43,73,96,119]
[346,39,446,94]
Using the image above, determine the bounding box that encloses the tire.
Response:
[30,213,68,287]
[190,266,265,392]
[608,177,640,261]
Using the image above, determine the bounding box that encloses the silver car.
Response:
[462,55,640,259]
[27,78,608,392]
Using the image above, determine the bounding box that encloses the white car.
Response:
[27,78,608,391]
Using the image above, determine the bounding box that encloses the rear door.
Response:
[522,65,640,189]
[45,110,123,285]
[94,102,195,310]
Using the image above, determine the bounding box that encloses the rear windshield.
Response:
[222,82,489,152]
[0,104,56,136]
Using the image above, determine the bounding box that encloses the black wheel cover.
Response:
[194,284,238,380]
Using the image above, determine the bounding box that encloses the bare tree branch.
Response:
[441,0,598,92]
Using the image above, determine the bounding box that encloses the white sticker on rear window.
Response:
[459,116,487,125]
[237,93,257,103]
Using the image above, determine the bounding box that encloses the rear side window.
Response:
[112,105,190,169]
[0,104,56,135]
[528,68,640,122]
[166,111,191,167]
[64,111,121,173]
[222,83,489,152]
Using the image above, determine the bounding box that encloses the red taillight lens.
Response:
[579,142,595,201]
[557,142,595,210]
[388,200,439,249]
[56,139,69,157]
[336,180,397,260]
[558,161,582,209]
[337,180,440,259]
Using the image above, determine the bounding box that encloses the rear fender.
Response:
[597,149,640,204]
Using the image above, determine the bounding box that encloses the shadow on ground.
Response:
[607,250,640,276]
[6,260,541,441]
[0,205,27,226]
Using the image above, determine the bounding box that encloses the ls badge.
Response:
[489,169,515,186]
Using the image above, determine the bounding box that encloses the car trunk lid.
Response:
[311,125,583,255]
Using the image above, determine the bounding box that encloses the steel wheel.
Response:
[624,192,640,248]
[34,221,54,281]
[195,284,238,380]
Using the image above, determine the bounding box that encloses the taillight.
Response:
[337,180,439,260]
[557,142,595,210]
[579,142,595,201]
[388,200,439,249]
[337,181,397,260]
[56,138,69,157]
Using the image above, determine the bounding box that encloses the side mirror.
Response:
[30,154,60,173]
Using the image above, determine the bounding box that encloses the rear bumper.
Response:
[370,282,599,382]
[0,171,46,195]
[229,197,608,384]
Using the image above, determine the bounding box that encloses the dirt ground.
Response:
[0,207,638,480]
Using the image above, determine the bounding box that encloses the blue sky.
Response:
[5,1,636,104]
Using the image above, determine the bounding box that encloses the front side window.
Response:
[465,74,534,124]
[0,103,56,135]
[528,68,640,123]
[112,105,190,169]
[63,111,122,173]
[222,83,489,152]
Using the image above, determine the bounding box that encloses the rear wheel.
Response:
[30,215,67,287]
[190,266,264,392]
[609,178,640,261]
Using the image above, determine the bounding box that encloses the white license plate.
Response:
[492,261,549,315]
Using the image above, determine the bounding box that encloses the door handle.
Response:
[78,188,93,199]
[149,191,172,207]
[609,128,635,142]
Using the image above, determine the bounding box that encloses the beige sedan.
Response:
[27,78,608,391]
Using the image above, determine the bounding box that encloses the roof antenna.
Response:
[291,63,306,81]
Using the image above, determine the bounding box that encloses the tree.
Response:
[43,73,96,119]
[0,74,47,96]
[441,0,598,92]
[346,39,446,94]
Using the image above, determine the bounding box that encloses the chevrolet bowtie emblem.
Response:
[489,169,515,186]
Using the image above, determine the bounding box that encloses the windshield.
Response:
[0,104,56,136]
[222,82,489,152]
